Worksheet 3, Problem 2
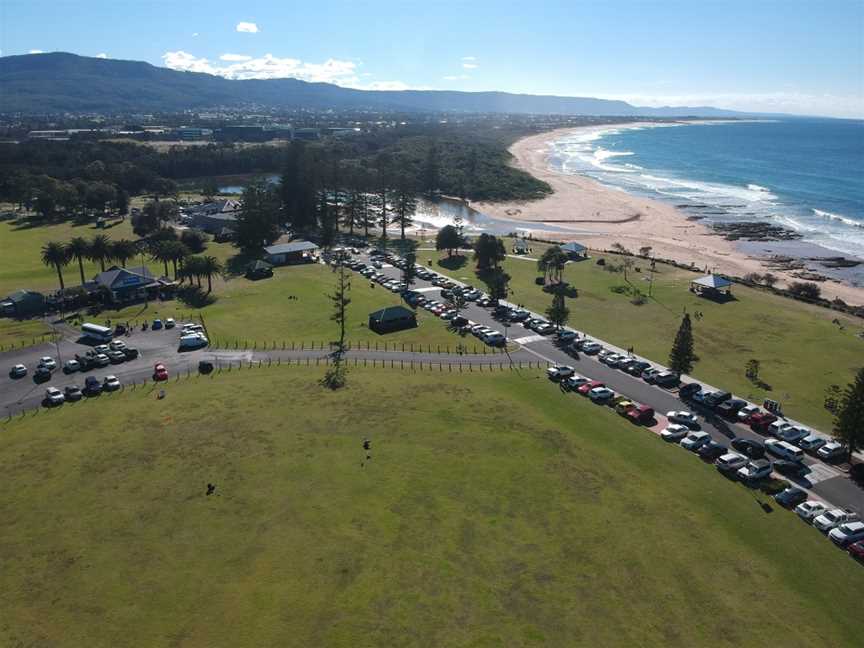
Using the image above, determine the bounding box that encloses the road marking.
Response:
[512,334,546,344]
[412,286,440,293]
[806,463,843,485]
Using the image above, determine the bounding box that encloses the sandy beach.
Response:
[471,125,864,306]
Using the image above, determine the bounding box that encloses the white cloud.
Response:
[462,62,478,69]
[219,53,252,62]
[96,53,108,59]
[236,22,259,33]
[461,56,476,61]
[162,50,417,91]
[29,49,44,54]
[192,32,199,37]
[443,74,471,81]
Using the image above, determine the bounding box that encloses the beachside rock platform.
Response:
[711,221,804,241]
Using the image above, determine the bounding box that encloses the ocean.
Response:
[548,119,864,259]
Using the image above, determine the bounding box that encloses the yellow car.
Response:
[615,400,636,416]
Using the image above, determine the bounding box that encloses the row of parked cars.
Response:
[546,365,657,424]
[43,374,122,406]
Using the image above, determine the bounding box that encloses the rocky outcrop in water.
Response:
[711,222,803,241]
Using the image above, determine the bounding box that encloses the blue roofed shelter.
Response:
[690,274,733,299]
[561,242,589,259]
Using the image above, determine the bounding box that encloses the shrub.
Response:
[788,281,821,300]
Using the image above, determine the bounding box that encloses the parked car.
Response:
[615,400,637,416]
[848,540,864,561]
[641,368,661,383]
[813,509,859,533]
[777,425,809,444]
[92,353,110,368]
[626,404,655,425]
[749,411,778,433]
[84,376,102,395]
[795,501,828,522]
[737,459,772,482]
[737,404,760,422]
[64,385,83,401]
[798,435,826,453]
[547,365,575,381]
[9,364,27,378]
[165,318,176,329]
[108,350,126,364]
[731,438,765,459]
[153,363,169,381]
[44,387,64,406]
[717,399,747,419]
[588,387,615,402]
[103,375,121,392]
[625,361,651,376]
[660,424,689,442]
[93,344,110,355]
[817,441,847,462]
[123,347,140,360]
[716,452,748,472]
[773,487,808,508]
[557,330,578,344]
[535,323,557,336]
[63,359,81,374]
[772,460,808,478]
[666,411,699,428]
[765,439,805,463]
[37,356,57,371]
[563,375,589,390]
[703,390,732,407]
[34,366,52,383]
[581,341,601,354]
[109,339,127,351]
[152,319,163,330]
[578,380,604,395]
[698,441,727,461]
[179,333,209,349]
[769,421,793,437]
[653,371,680,387]
[678,382,702,399]
[681,431,712,451]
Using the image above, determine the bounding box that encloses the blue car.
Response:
[152,319,163,330]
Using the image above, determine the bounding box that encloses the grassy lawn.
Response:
[1,367,860,647]
[428,239,864,430]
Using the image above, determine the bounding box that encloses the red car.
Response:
[153,363,169,381]
[627,404,656,425]
[849,540,864,561]
[578,380,604,395]
[749,411,778,433]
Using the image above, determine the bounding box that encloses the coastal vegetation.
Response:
[1,366,861,647]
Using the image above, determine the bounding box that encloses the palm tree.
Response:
[41,241,70,291]
[181,255,204,287]
[537,246,568,284]
[166,241,190,281]
[111,239,138,268]
[88,234,112,272]
[151,241,172,277]
[66,236,90,285]
[201,256,223,293]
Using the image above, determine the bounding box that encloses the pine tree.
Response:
[668,313,695,375]
[834,367,864,456]
[545,289,570,330]
[322,252,351,389]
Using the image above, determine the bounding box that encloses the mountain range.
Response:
[1,52,761,117]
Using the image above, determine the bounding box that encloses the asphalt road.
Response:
[1,253,861,515]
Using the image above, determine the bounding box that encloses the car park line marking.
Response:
[512,334,546,344]
[805,463,844,485]
[412,287,440,293]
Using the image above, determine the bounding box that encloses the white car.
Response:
[109,339,127,351]
[737,460,772,482]
[44,387,64,406]
[103,375,121,392]
[798,435,826,452]
[660,424,689,442]
[63,359,81,373]
[795,501,828,522]
[588,387,615,402]
[93,345,110,355]
[737,404,760,421]
[165,318,176,329]
[813,508,859,533]
[563,375,589,390]
[38,356,57,371]
[681,431,711,451]
[829,521,864,547]
[716,452,748,472]
[769,421,793,437]
[179,333,209,349]
[666,411,699,428]
[817,441,846,461]
[581,342,601,354]
[10,363,27,378]
[546,365,575,380]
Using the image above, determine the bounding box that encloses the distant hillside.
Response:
[1,52,753,117]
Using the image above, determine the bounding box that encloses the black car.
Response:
[773,487,808,508]
[704,390,733,408]
[732,438,766,459]
[698,441,727,461]
[773,460,809,478]
[123,347,139,360]
[679,382,702,399]
[33,366,52,383]
[83,376,102,396]
[717,399,747,419]
[64,385,83,401]
[626,361,651,376]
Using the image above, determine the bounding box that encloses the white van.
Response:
[179,333,209,349]
[765,438,804,463]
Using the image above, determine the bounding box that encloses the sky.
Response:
[1,0,862,118]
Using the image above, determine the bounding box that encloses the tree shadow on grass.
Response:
[437,255,468,271]
[225,252,257,278]
[177,286,216,308]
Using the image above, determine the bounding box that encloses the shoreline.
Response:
[470,124,864,307]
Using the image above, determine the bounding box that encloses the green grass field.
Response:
[1,367,860,647]
[428,240,864,430]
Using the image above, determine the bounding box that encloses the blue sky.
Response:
[1,0,862,117]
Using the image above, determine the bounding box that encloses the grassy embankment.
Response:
[1,366,861,647]
[0,217,462,349]
[428,238,864,430]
